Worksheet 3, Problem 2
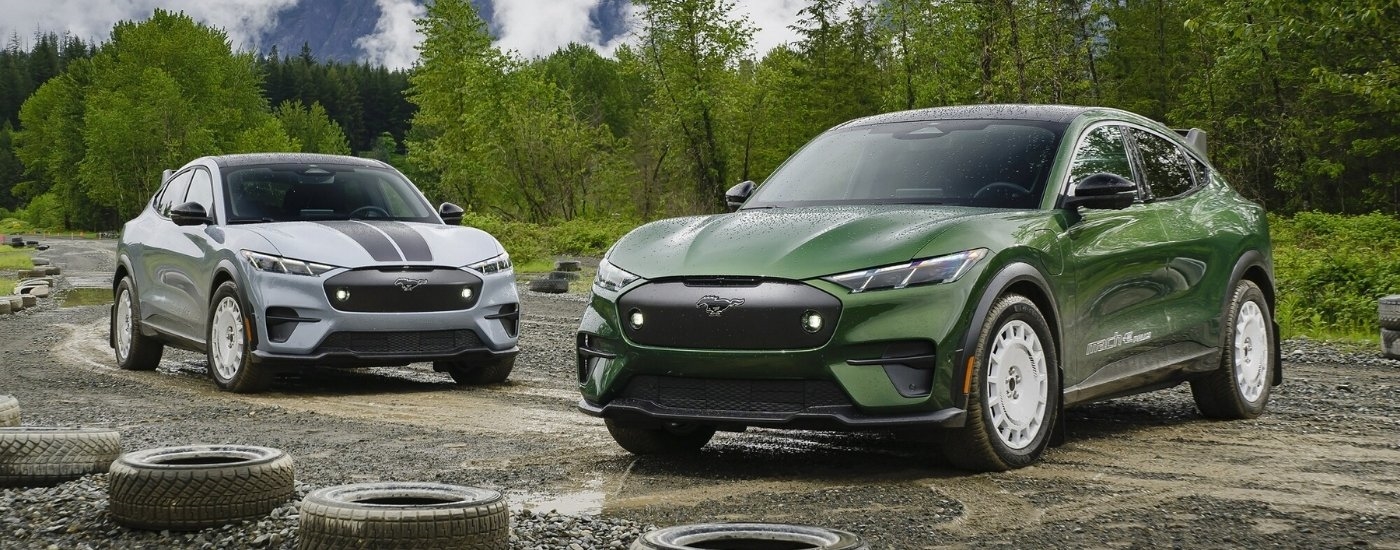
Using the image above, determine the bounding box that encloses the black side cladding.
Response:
[317,221,401,262]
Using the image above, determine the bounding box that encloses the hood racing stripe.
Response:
[374,221,434,262]
[316,221,402,262]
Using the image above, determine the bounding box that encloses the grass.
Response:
[0,278,12,296]
[0,247,32,270]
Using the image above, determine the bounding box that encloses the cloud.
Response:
[0,0,297,52]
[492,0,605,59]
[731,0,807,56]
[356,0,427,70]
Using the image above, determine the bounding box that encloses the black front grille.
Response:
[315,330,483,355]
[324,267,482,313]
[620,375,852,414]
[617,279,841,350]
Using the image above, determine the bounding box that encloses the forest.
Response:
[0,0,1395,229]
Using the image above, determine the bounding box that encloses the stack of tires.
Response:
[0,396,123,488]
[1381,296,1400,359]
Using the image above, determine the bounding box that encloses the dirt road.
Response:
[3,238,1399,547]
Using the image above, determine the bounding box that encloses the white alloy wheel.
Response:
[115,287,134,362]
[210,296,245,381]
[1234,299,1268,403]
[985,319,1048,450]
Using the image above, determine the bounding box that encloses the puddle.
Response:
[61,287,113,308]
[508,489,607,516]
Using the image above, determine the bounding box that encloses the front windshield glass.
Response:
[222,163,436,224]
[744,119,1066,209]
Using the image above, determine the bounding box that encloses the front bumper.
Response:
[241,265,520,367]
[577,276,983,429]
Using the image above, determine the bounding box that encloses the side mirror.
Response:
[171,202,211,226]
[1063,173,1138,211]
[439,202,464,226]
[725,180,756,211]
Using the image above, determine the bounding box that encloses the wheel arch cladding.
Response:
[954,262,1063,405]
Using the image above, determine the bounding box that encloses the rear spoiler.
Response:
[1173,128,1208,159]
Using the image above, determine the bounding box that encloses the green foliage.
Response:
[273,100,351,154]
[1271,212,1400,341]
[456,212,633,266]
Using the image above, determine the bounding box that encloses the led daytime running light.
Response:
[825,249,987,293]
[241,250,336,276]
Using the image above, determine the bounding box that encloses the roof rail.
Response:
[1173,128,1208,159]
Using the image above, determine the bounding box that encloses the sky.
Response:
[0,0,810,70]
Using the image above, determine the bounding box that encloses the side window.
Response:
[185,169,215,218]
[1068,125,1135,191]
[1130,129,1196,199]
[155,171,194,218]
[1188,156,1210,188]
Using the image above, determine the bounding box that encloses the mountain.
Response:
[257,0,633,63]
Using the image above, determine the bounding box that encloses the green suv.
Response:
[575,105,1278,471]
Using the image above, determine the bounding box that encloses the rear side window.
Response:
[155,171,194,218]
[1130,129,1197,199]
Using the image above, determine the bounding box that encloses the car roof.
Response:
[836,104,1096,129]
[201,153,392,169]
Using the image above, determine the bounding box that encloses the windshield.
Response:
[744,119,1065,209]
[221,163,437,224]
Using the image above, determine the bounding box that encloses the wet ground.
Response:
[2,238,1398,548]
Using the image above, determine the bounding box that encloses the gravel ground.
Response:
[2,238,1399,549]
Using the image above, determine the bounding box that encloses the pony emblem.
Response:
[394,278,428,292]
[696,295,745,317]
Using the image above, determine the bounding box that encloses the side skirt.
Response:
[1063,342,1219,407]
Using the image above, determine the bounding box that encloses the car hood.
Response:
[231,220,503,267]
[609,205,994,280]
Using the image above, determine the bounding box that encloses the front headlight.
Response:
[468,252,512,275]
[595,258,641,292]
[241,250,337,276]
[823,248,988,293]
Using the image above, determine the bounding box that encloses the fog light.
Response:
[335,289,350,302]
[802,310,823,333]
[629,309,644,329]
[461,287,473,300]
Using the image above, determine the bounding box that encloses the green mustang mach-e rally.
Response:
[576,104,1278,471]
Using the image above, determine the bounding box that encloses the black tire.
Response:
[1380,295,1400,330]
[554,260,582,272]
[112,277,164,371]
[527,278,569,294]
[546,270,580,281]
[0,395,18,427]
[631,523,868,550]
[298,482,508,550]
[108,445,295,531]
[1192,280,1275,419]
[943,294,1060,472]
[207,281,272,393]
[0,427,121,487]
[605,418,715,455]
[1383,327,1400,360]
[437,355,516,385]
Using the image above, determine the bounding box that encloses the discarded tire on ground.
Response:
[5,296,21,311]
[42,266,61,276]
[0,301,10,315]
[108,445,295,531]
[1383,328,1400,360]
[298,482,509,550]
[0,427,121,487]
[631,523,869,550]
[554,260,582,272]
[0,396,18,427]
[16,269,38,278]
[546,270,580,281]
[20,295,36,308]
[1381,295,1400,330]
[527,278,569,294]
[30,257,50,266]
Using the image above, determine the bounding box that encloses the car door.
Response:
[140,167,218,343]
[136,169,192,335]
[1126,127,1218,350]
[1058,123,1174,400]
